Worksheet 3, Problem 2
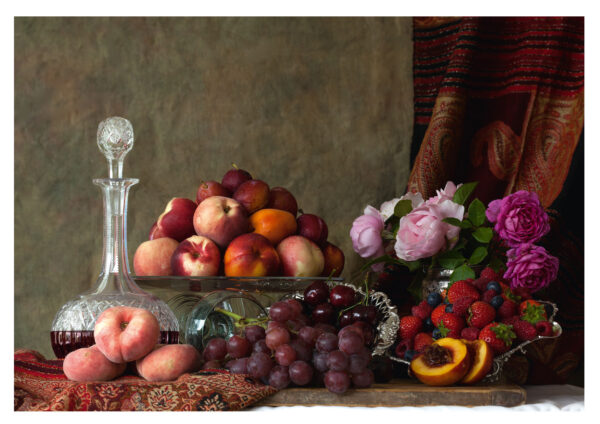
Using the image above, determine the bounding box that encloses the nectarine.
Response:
[249,208,298,245]
[460,339,493,384]
[233,179,270,214]
[171,235,221,276]
[224,233,281,277]
[155,198,197,242]
[193,196,249,249]
[196,180,231,204]
[410,337,472,386]
[133,237,179,276]
[277,235,325,277]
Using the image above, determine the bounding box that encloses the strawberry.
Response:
[413,332,434,352]
[513,287,532,300]
[500,283,522,303]
[535,321,554,337]
[480,267,497,281]
[482,289,497,304]
[447,280,480,304]
[501,316,520,327]
[431,304,446,327]
[519,300,547,324]
[479,322,516,354]
[398,315,422,341]
[513,320,537,341]
[497,299,518,319]
[411,300,433,320]
[468,301,496,328]
[438,313,465,338]
[394,338,413,358]
[452,297,475,317]
[460,326,480,341]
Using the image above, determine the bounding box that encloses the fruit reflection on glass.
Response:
[136,165,344,278]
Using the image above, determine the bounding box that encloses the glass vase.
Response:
[50,117,179,358]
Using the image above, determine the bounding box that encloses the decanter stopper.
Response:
[97,116,134,178]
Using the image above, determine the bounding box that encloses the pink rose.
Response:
[504,243,559,293]
[426,181,462,205]
[486,191,550,247]
[379,192,424,222]
[350,206,385,259]
[394,199,465,261]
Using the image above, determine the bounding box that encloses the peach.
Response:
[460,339,494,384]
[196,180,231,204]
[267,187,298,216]
[133,237,179,276]
[193,196,249,249]
[94,306,160,363]
[148,221,167,240]
[136,344,202,382]
[224,233,281,277]
[249,208,298,245]
[277,235,325,277]
[297,213,328,246]
[233,179,270,214]
[410,337,472,386]
[221,166,253,193]
[155,198,197,242]
[63,345,126,382]
[171,235,221,276]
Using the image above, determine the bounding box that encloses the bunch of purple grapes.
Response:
[201,281,379,394]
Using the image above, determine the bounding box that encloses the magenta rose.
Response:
[486,190,550,247]
[504,243,559,293]
[350,205,385,259]
[394,199,464,261]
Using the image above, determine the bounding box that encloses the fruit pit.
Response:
[423,344,452,367]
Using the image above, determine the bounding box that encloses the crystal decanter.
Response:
[50,117,179,358]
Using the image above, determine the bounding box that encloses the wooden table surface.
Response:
[257,379,526,407]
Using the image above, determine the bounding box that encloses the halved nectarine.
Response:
[410,337,472,386]
[460,339,494,385]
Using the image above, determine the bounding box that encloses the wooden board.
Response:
[257,379,526,407]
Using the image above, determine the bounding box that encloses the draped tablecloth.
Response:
[14,350,277,411]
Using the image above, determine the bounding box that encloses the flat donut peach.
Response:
[63,345,126,382]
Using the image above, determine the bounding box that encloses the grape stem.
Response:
[337,273,371,318]
[214,307,268,329]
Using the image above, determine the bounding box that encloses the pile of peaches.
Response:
[63,306,200,382]
[133,166,344,279]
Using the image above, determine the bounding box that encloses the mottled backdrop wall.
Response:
[14,17,413,357]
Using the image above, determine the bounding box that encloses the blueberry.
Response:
[426,292,442,307]
[404,349,416,361]
[486,281,501,293]
[445,304,454,313]
[432,328,442,340]
[490,295,504,309]
[423,317,434,331]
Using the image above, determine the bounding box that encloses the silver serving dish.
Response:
[388,300,562,383]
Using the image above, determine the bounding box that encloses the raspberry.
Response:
[394,338,413,358]
[472,277,489,292]
[501,316,520,327]
[460,326,480,341]
[482,289,497,304]
[513,287,532,300]
[497,299,518,319]
[413,332,434,352]
[452,297,475,317]
[480,267,497,281]
[535,321,554,337]
[411,301,433,320]
[513,320,537,341]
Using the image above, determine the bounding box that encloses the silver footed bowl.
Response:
[387,300,562,383]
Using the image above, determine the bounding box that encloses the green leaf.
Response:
[452,182,478,205]
[397,258,422,272]
[468,246,488,265]
[472,227,493,243]
[358,255,394,272]
[438,321,450,338]
[394,199,413,219]
[488,256,506,273]
[450,264,476,283]
[467,198,486,227]
[442,217,472,229]
[437,250,466,270]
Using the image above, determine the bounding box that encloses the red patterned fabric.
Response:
[407,17,584,384]
[409,17,584,208]
[14,350,277,411]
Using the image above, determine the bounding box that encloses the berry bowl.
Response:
[387,300,562,383]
